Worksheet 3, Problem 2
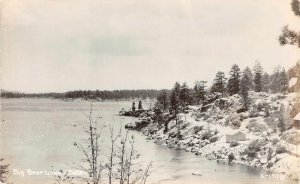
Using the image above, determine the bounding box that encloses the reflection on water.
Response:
[0,99,288,184]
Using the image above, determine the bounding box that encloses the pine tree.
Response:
[193,84,200,104]
[279,0,300,48]
[262,72,271,93]
[194,81,206,104]
[240,69,252,110]
[170,82,182,138]
[169,82,181,114]
[211,71,227,97]
[280,68,289,93]
[138,100,143,110]
[180,82,191,108]
[244,67,254,90]
[132,101,136,111]
[270,66,282,93]
[227,64,241,95]
[156,90,169,111]
[253,62,263,92]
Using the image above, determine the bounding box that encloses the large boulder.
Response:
[125,119,150,130]
[288,61,300,92]
[121,109,149,117]
[259,156,268,164]
[201,104,214,112]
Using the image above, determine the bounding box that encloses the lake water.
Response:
[0,98,287,184]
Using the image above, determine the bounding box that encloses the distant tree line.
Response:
[64,89,162,100]
[1,91,64,99]
[1,89,166,100]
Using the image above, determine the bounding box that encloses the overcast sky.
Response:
[1,0,299,93]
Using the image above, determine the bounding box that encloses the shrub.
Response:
[246,121,267,133]
[267,148,273,161]
[250,139,267,150]
[237,108,246,113]
[243,139,265,158]
[224,119,230,126]
[228,153,235,163]
[230,141,240,147]
[231,119,241,129]
[201,131,213,140]
[169,124,176,130]
[243,148,257,158]
[209,136,219,143]
[193,126,204,134]
[276,144,287,154]
[264,117,277,130]
[256,102,264,111]
[0,158,9,183]
[147,123,158,135]
[264,105,270,117]
[249,108,259,118]
[267,162,274,168]
[271,138,280,145]
[240,113,249,120]
[181,122,190,130]
[203,113,211,120]
[177,134,183,140]
[226,113,241,128]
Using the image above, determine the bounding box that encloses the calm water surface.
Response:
[0,98,287,184]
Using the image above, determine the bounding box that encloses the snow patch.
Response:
[289,77,298,88]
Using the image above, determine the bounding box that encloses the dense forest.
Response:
[0,89,166,100]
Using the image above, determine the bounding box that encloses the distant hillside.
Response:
[0,89,169,100]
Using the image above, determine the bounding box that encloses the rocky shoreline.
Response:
[123,92,300,183]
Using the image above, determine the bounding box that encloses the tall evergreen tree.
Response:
[138,100,143,110]
[156,90,169,111]
[194,84,200,104]
[211,71,227,97]
[169,82,181,114]
[194,81,206,104]
[240,69,252,110]
[180,82,191,108]
[253,62,263,92]
[262,72,271,93]
[280,68,289,93]
[170,82,182,138]
[270,66,283,93]
[227,64,241,95]
[132,101,136,111]
[244,67,254,90]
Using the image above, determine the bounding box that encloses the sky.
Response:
[1,0,300,93]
